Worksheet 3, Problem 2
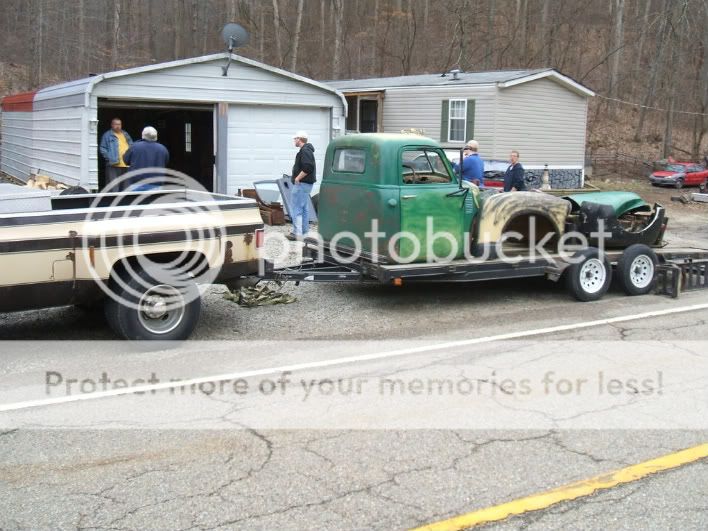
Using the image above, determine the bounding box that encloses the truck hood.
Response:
[563,192,650,216]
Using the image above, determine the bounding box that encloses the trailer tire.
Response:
[617,244,657,296]
[565,248,612,302]
[104,267,201,342]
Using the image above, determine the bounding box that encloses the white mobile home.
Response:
[327,69,594,188]
[1,53,346,193]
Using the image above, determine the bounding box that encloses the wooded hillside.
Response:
[1,0,707,160]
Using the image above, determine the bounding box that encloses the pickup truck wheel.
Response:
[617,244,657,296]
[565,248,612,302]
[104,268,201,341]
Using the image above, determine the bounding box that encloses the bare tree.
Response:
[332,0,345,77]
[516,0,528,59]
[271,0,283,66]
[541,0,551,65]
[608,0,625,105]
[634,0,672,142]
[111,0,121,68]
[635,0,652,67]
[484,0,496,69]
[291,0,305,71]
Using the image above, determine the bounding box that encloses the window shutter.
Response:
[466,99,476,140]
[440,99,449,142]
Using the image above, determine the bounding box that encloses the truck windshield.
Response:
[401,149,452,184]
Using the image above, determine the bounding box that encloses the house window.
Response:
[184,122,192,153]
[448,99,466,142]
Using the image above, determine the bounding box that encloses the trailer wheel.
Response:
[617,244,657,296]
[104,268,201,341]
[565,248,612,302]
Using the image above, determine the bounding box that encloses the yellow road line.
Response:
[412,443,708,531]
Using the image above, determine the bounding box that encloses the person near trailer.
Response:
[287,130,316,241]
[122,126,170,191]
[451,139,485,187]
[503,150,526,192]
[99,117,133,189]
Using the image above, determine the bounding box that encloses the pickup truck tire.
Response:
[104,268,201,341]
[565,248,612,302]
[617,244,657,296]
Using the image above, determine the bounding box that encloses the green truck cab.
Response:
[318,134,479,261]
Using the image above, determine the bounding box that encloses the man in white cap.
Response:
[287,130,316,240]
[451,139,484,187]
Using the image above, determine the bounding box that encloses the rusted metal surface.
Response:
[476,192,570,246]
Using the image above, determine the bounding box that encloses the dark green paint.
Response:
[564,192,649,216]
[319,134,477,262]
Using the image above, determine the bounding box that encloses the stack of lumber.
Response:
[25,174,69,191]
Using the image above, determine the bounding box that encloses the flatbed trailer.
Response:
[264,239,708,301]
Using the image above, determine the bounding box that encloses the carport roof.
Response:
[31,53,347,108]
[326,68,595,97]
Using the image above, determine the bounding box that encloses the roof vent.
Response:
[449,68,462,80]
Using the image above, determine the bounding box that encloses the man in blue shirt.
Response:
[123,126,170,191]
[451,140,485,187]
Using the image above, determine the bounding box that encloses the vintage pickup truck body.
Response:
[318,134,665,263]
[284,134,680,302]
[0,188,263,340]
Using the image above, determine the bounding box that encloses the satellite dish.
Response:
[221,23,249,51]
[221,23,250,76]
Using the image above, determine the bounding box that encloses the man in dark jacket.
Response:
[503,150,526,192]
[123,126,170,191]
[287,130,316,240]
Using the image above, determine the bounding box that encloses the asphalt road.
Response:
[1,204,708,530]
[1,290,708,529]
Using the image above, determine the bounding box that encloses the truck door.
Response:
[399,148,467,262]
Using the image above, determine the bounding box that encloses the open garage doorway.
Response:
[97,100,214,191]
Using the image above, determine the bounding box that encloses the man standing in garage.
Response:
[99,118,133,189]
[287,131,316,240]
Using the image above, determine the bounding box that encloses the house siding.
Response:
[0,111,34,180]
[381,85,497,153]
[493,77,587,166]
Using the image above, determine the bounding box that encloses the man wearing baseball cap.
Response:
[287,130,316,240]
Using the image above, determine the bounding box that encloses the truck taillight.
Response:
[255,228,264,248]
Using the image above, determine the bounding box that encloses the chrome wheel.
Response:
[629,255,654,289]
[137,285,185,335]
[579,258,606,294]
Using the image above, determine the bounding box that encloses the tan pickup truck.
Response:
[0,186,264,340]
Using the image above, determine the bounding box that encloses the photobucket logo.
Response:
[261,216,611,268]
[78,168,226,320]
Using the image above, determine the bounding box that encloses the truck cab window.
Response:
[333,148,366,173]
[401,149,452,184]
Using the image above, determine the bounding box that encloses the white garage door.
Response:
[227,105,330,194]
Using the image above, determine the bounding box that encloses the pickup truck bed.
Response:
[0,188,264,340]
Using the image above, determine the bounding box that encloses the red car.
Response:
[649,161,708,189]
